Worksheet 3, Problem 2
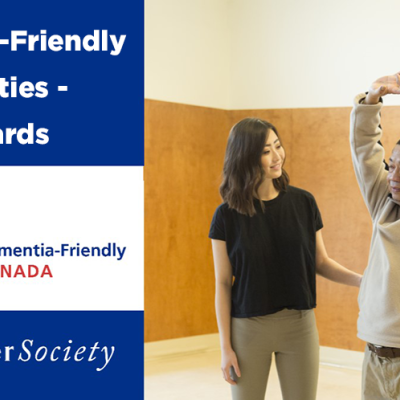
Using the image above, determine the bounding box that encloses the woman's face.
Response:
[261,130,285,180]
[388,145,400,201]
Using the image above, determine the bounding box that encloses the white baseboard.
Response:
[145,333,364,370]
[145,333,220,362]
[320,346,364,371]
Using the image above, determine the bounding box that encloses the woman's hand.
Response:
[221,347,241,385]
[365,72,400,104]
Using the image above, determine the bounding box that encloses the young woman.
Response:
[209,118,362,400]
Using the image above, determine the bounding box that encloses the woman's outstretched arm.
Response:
[315,230,362,287]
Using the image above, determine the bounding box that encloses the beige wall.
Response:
[146,0,400,109]
[145,0,231,109]
[228,0,400,109]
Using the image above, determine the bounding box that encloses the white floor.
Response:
[145,347,362,400]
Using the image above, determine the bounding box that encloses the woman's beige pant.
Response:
[231,308,319,400]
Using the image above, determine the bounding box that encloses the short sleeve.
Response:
[312,197,323,231]
[209,205,226,241]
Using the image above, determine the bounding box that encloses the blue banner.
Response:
[0,311,144,399]
[0,0,144,165]
[0,2,145,399]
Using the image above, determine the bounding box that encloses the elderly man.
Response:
[350,72,400,400]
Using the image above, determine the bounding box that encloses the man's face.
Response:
[388,145,400,201]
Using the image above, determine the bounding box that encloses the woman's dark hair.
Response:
[220,117,289,216]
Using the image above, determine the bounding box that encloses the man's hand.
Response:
[365,73,400,104]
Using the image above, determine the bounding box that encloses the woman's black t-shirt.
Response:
[209,186,323,318]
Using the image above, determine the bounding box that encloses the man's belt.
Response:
[368,343,400,358]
